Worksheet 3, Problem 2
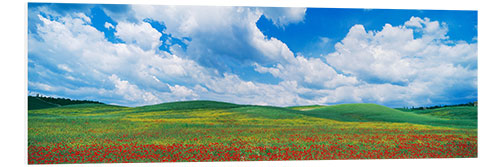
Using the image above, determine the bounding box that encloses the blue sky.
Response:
[27,3,477,107]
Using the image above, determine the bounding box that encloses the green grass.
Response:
[28,96,59,110]
[398,106,477,120]
[287,105,325,111]
[28,99,478,163]
[28,95,103,110]
[28,103,130,119]
[228,106,306,119]
[133,100,243,112]
[300,103,476,128]
[28,99,477,129]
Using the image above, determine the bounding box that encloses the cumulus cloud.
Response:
[27,6,322,107]
[254,55,358,89]
[115,21,162,51]
[28,11,209,106]
[129,5,304,69]
[260,7,307,27]
[29,82,57,92]
[166,84,198,100]
[75,12,91,23]
[104,22,114,29]
[404,16,449,40]
[27,5,477,108]
[132,5,358,92]
[324,17,477,106]
[56,64,73,73]
[108,74,160,104]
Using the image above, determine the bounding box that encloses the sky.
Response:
[27,3,478,107]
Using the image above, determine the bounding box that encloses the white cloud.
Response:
[115,21,162,51]
[404,16,425,28]
[254,55,358,89]
[260,7,307,27]
[29,12,209,106]
[198,73,329,106]
[130,6,304,66]
[319,37,332,44]
[108,74,160,104]
[326,18,477,85]
[75,12,91,23]
[28,8,320,107]
[404,16,449,40]
[57,64,73,73]
[28,6,477,108]
[323,17,477,106]
[104,22,114,29]
[167,84,198,99]
[29,82,56,92]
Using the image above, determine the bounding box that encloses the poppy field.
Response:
[27,101,477,164]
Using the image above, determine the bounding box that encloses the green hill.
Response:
[28,95,103,110]
[132,100,243,112]
[228,106,306,119]
[132,101,307,119]
[300,103,476,128]
[401,106,477,120]
[28,97,477,128]
[28,96,59,110]
[28,103,128,118]
[287,105,325,111]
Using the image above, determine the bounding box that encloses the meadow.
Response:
[27,100,477,164]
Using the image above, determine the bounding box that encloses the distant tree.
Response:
[28,95,104,106]
[402,102,476,111]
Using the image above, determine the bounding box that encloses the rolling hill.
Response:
[28,97,477,128]
[28,96,59,110]
[299,103,476,128]
[133,100,243,112]
[399,106,477,120]
[28,95,103,110]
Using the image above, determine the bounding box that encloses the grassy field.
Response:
[397,106,477,120]
[27,100,477,164]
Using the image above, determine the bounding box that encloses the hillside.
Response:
[28,103,128,119]
[28,97,477,128]
[228,106,305,119]
[287,105,325,111]
[28,95,103,110]
[400,106,477,120]
[300,103,476,128]
[28,96,59,110]
[133,100,243,112]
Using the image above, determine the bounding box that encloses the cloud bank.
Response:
[27,4,477,107]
